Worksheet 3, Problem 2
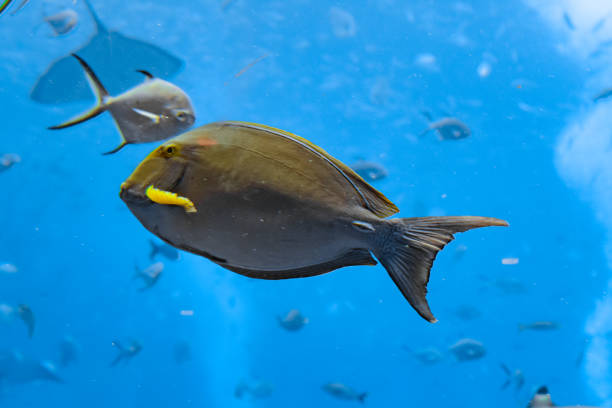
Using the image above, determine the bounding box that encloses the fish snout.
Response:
[171,108,195,126]
[184,112,195,126]
[119,182,149,205]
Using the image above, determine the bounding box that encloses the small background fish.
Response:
[44,9,79,37]
[350,159,388,182]
[0,153,21,171]
[449,338,486,361]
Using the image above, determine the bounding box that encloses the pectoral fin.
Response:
[136,70,154,79]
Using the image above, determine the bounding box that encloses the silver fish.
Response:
[0,303,34,337]
[110,340,142,367]
[519,321,559,332]
[277,309,309,331]
[494,277,527,294]
[405,346,443,365]
[350,160,388,182]
[0,350,62,384]
[478,274,527,295]
[149,239,180,261]
[592,18,606,33]
[528,386,600,408]
[234,381,248,399]
[17,304,34,338]
[31,0,183,104]
[322,383,367,403]
[454,304,481,320]
[44,9,79,36]
[49,54,195,155]
[0,153,21,172]
[173,340,191,365]
[500,363,524,391]
[593,88,612,102]
[449,338,486,361]
[133,262,164,291]
[421,117,471,140]
[563,12,575,31]
[234,379,274,399]
[58,336,79,367]
[0,263,18,274]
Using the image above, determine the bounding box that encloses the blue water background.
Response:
[0,0,607,407]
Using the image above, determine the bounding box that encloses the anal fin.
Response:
[102,141,127,155]
[219,248,377,280]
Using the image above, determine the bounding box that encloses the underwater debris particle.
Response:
[477,61,492,78]
[234,54,270,78]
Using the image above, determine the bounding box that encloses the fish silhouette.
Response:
[30,0,182,104]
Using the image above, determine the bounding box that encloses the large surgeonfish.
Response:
[119,121,507,322]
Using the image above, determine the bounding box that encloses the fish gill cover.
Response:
[0,0,609,407]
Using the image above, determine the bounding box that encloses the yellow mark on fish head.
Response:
[145,185,197,213]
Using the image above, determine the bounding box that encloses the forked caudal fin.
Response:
[48,54,110,130]
[374,216,508,323]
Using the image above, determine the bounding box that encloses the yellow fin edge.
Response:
[145,185,197,213]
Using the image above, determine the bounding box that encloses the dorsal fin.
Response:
[136,70,154,80]
[222,121,399,218]
[72,54,109,103]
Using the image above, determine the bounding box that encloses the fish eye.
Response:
[174,110,189,121]
[162,144,178,157]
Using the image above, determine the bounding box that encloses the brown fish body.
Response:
[123,122,384,273]
[121,121,507,321]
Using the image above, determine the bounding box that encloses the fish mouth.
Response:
[119,165,187,207]
[119,182,150,206]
